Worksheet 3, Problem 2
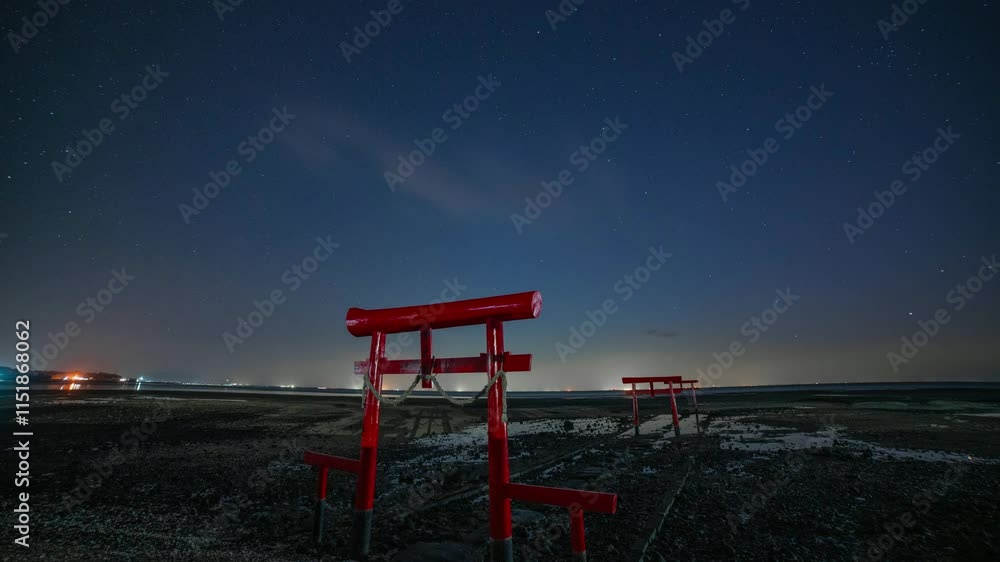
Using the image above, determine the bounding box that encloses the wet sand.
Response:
[9,386,1000,561]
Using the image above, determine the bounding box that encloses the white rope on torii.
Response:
[360,358,509,422]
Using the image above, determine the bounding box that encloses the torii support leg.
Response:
[352,331,386,560]
[304,451,361,544]
[313,466,329,543]
[570,506,587,561]
[486,318,513,562]
[506,483,616,561]
[419,326,433,389]
[668,382,681,440]
[690,384,700,433]
[631,383,639,436]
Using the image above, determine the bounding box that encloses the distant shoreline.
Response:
[15,379,1000,400]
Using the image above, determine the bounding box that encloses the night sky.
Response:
[1,1,997,390]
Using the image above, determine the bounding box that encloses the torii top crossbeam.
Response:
[623,375,683,390]
[345,291,542,336]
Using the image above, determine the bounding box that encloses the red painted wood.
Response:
[306,291,617,559]
[303,450,361,474]
[631,383,639,429]
[486,319,512,546]
[354,332,386,511]
[345,291,542,336]
[621,375,683,384]
[569,508,586,554]
[506,483,618,514]
[317,467,329,500]
[420,327,433,389]
[624,376,698,439]
[668,381,680,429]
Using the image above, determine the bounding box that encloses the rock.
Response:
[391,541,481,562]
[512,508,546,525]
[572,466,606,478]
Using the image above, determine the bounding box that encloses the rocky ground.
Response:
[4,388,999,561]
[646,408,1000,561]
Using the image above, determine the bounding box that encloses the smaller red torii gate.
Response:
[304,291,617,561]
[622,376,700,438]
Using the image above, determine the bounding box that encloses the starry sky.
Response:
[1,1,997,390]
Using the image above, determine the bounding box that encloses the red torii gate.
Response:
[303,292,617,561]
[623,376,700,438]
